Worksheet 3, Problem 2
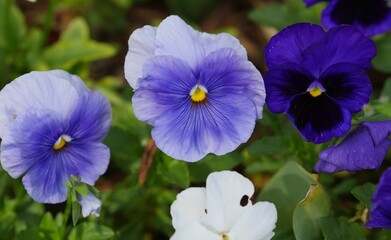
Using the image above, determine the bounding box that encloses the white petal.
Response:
[155,15,205,72]
[77,191,102,217]
[171,187,207,230]
[205,171,255,233]
[0,70,85,138]
[200,31,247,60]
[170,222,221,240]
[125,25,157,89]
[229,202,277,240]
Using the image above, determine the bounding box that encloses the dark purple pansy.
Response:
[264,23,375,143]
[314,121,391,173]
[304,0,391,37]
[366,167,391,229]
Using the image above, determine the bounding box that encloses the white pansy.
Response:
[170,171,277,240]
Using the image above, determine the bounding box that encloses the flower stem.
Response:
[59,195,72,239]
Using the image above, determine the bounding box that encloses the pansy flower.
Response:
[264,23,375,144]
[366,167,391,229]
[124,15,265,162]
[0,70,111,204]
[170,171,277,240]
[315,121,391,173]
[78,191,102,217]
[304,0,391,37]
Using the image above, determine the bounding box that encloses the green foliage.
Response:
[351,183,377,209]
[320,216,366,240]
[165,0,219,22]
[67,222,115,240]
[248,0,326,30]
[373,33,391,73]
[157,154,190,189]
[293,183,331,240]
[257,161,315,232]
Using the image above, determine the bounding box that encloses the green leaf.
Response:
[293,183,331,240]
[248,136,288,156]
[74,184,89,196]
[72,201,81,226]
[320,216,365,240]
[165,0,218,22]
[374,103,391,117]
[188,152,243,183]
[373,33,391,73]
[39,213,60,240]
[380,78,391,100]
[257,161,315,232]
[43,17,116,70]
[351,183,376,209]
[248,0,325,30]
[61,17,89,41]
[0,0,26,53]
[157,154,190,188]
[67,222,115,240]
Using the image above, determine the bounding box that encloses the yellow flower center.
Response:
[190,85,208,103]
[308,85,323,97]
[222,233,229,240]
[53,135,72,151]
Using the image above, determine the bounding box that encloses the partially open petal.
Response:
[68,91,112,142]
[0,70,83,137]
[125,26,157,89]
[315,125,391,173]
[264,63,314,114]
[170,222,221,240]
[229,202,277,240]
[265,23,325,68]
[363,121,391,146]
[301,25,376,77]
[205,171,255,233]
[366,168,391,229]
[319,63,372,113]
[78,191,102,217]
[286,93,351,143]
[171,187,207,230]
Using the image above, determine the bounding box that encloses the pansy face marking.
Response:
[190,84,208,103]
[53,135,72,150]
[264,23,375,144]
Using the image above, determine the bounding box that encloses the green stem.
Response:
[59,195,72,239]
[42,0,57,46]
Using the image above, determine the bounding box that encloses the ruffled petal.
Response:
[0,70,84,137]
[155,15,205,72]
[229,202,277,240]
[286,94,351,143]
[301,25,376,77]
[77,191,102,217]
[125,26,157,89]
[264,63,314,114]
[170,188,207,230]
[170,222,221,240]
[199,48,264,118]
[200,32,247,60]
[132,55,196,126]
[265,23,325,68]
[319,63,372,113]
[68,91,112,142]
[314,125,391,173]
[0,109,64,179]
[366,168,391,229]
[363,121,391,146]
[205,171,255,233]
[321,0,391,37]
